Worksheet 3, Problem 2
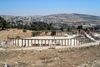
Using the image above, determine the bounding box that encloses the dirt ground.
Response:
[0,45,100,67]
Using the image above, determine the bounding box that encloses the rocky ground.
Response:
[0,45,100,67]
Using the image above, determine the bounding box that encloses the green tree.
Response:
[77,25,83,29]
[61,26,63,31]
[67,26,72,32]
[0,23,2,27]
[51,31,56,36]
[23,29,27,32]
[84,28,88,32]
[0,16,9,29]
[32,32,36,37]
[50,23,52,26]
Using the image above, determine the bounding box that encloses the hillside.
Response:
[1,13,100,25]
[42,13,100,23]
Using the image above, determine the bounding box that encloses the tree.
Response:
[1,20,8,29]
[67,26,72,32]
[0,23,2,27]
[50,23,52,26]
[32,32,36,37]
[51,31,56,36]
[61,26,63,31]
[84,28,88,32]
[77,25,83,29]
[23,29,26,32]
[0,16,56,31]
[0,16,9,29]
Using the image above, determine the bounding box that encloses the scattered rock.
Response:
[96,52,100,57]
[55,57,59,60]
[77,60,100,67]
[17,56,21,59]
[77,64,89,67]
[40,56,50,60]
[43,60,53,63]
[2,62,7,67]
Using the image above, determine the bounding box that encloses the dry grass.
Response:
[0,45,100,67]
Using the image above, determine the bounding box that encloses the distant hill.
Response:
[1,13,100,25]
[42,13,100,23]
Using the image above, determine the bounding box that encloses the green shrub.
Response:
[16,36,20,38]
[32,32,36,37]
[23,29,26,32]
[51,31,56,36]
[45,31,48,35]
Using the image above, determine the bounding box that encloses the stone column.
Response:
[25,39,26,46]
[28,40,29,46]
[48,40,50,46]
[67,39,69,46]
[55,39,56,44]
[41,40,43,46]
[18,39,19,46]
[45,40,46,46]
[15,39,16,46]
[65,39,66,45]
[52,40,53,43]
[31,40,32,46]
[38,40,39,45]
[76,39,77,45]
[34,40,36,44]
[22,39,23,47]
[13,39,14,46]
[70,39,71,46]
[78,39,80,45]
[40,40,41,46]
[74,39,75,46]
[62,39,63,46]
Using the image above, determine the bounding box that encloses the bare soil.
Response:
[0,45,100,67]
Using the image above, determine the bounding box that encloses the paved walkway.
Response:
[0,41,100,51]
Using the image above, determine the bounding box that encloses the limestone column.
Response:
[34,40,36,44]
[31,40,32,46]
[65,39,66,45]
[52,40,53,43]
[45,40,46,46]
[18,39,19,46]
[62,39,63,46]
[41,40,43,46]
[13,39,14,46]
[15,39,16,46]
[70,39,71,46]
[38,40,39,46]
[76,39,77,45]
[74,39,75,46]
[22,39,23,47]
[48,40,50,46]
[67,39,69,46]
[59,40,60,46]
[28,40,29,46]
[40,40,41,46]
[25,39,26,46]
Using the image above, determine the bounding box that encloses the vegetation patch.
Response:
[16,36,20,38]
[51,31,56,36]
[40,56,51,60]
[23,29,26,32]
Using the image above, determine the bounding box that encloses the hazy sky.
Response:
[0,0,100,16]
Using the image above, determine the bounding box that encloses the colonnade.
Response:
[8,37,85,47]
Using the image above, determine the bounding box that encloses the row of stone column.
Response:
[12,38,85,47]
